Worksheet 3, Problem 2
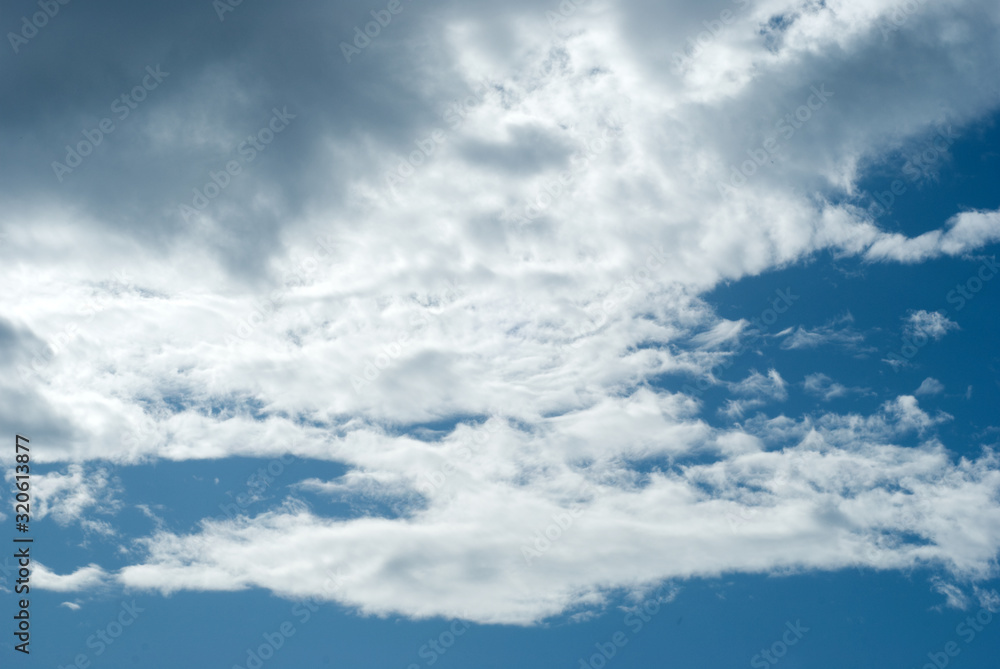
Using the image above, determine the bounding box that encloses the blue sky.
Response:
[2,0,1000,667]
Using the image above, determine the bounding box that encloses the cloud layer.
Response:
[2,0,1000,623]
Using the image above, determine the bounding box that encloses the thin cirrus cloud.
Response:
[775,311,872,352]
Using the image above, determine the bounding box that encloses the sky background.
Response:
[1,0,1000,667]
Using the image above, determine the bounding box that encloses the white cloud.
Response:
[1,0,999,628]
[107,396,997,624]
[931,577,970,610]
[19,465,122,529]
[34,563,109,593]
[804,373,849,401]
[780,315,867,351]
[865,210,1000,263]
[915,377,945,396]
[975,586,1000,612]
[905,310,960,341]
[691,319,745,349]
[721,370,788,418]
[803,372,870,402]
[720,398,766,419]
[731,370,788,401]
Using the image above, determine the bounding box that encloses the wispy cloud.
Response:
[779,315,868,351]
